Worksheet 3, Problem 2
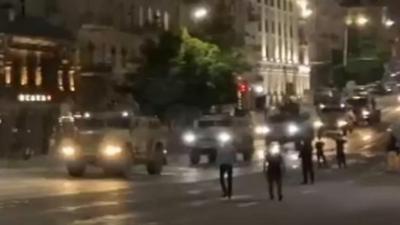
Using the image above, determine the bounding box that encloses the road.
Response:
[0,96,400,225]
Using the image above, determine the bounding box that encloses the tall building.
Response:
[244,0,312,105]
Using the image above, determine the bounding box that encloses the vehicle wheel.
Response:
[208,150,217,164]
[146,143,164,175]
[189,149,200,165]
[67,163,86,177]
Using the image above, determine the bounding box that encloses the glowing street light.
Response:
[192,7,208,21]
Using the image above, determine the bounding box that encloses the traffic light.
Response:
[238,82,249,93]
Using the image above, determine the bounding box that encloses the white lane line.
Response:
[187,189,203,195]
[188,199,213,207]
[237,202,259,208]
[72,214,135,225]
[46,200,135,213]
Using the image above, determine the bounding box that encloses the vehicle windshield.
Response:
[267,114,289,122]
[76,118,105,130]
[197,119,232,128]
[106,118,130,129]
[320,97,342,105]
[347,98,368,107]
[321,107,346,113]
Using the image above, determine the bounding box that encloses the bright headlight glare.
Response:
[340,104,346,108]
[313,121,323,128]
[104,145,122,156]
[337,120,348,127]
[218,132,232,143]
[319,104,326,109]
[288,124,299,135]
[183,132,196,143]
[362,110,370,116]
[62,146,75,157]
[269,144,281,155]
[255,125,270,135]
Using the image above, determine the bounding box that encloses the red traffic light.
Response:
[238,82,249,93]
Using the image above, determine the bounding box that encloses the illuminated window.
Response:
[35,67,42,86]
[58,70,64,91]
[148,7,153,24]
[164,12,170,31]
[21,66,28,86]
[69,70,75,92]
[5,65,11,85]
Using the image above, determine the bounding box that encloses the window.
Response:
[164,12,170,31]
[69,70,75,92]
[58,70,64,91]
[5,65,11,85]
[20,66,28,86]
[147,7,153,24]
[107,118,130,129]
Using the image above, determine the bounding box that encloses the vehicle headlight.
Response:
[218,132,232,143]
[254,125,270,135]
[340,103,346,108]
[288,124,299,135]
[362,110,370,117]
[61,146,76,157]
[183,132,196,144]
[269,144,281,155]
[103,145,122,157]
[337,120,348,128]
[313,120,323,129]
[319,104,326,109]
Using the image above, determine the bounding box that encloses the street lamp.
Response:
[192,7,208,21]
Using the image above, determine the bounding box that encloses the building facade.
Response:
[244,0,312,105]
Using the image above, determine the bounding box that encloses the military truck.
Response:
[58,110,167,177]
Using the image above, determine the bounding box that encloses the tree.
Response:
[127,30,248,119]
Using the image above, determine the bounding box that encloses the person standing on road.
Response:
[335,136,347,168]
[217,135,236,199]
[315,138,327,168]
[300,139,315,184]
[265,142,284,201]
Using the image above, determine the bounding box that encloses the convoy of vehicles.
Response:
[52,81,391,176]
[57,110,167,177]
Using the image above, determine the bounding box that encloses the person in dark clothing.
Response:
[300,139,314,184]
[336,136,347,168]
[217,142,235,199]
[386,134,399,154]
[315,138,327,168]
[266,142,284,201]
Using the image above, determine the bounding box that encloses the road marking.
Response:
[188,199,212,207]
[47,200,135,213]
[72,214,136,225]
[187,189,203,195]
[237,202,259,208]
